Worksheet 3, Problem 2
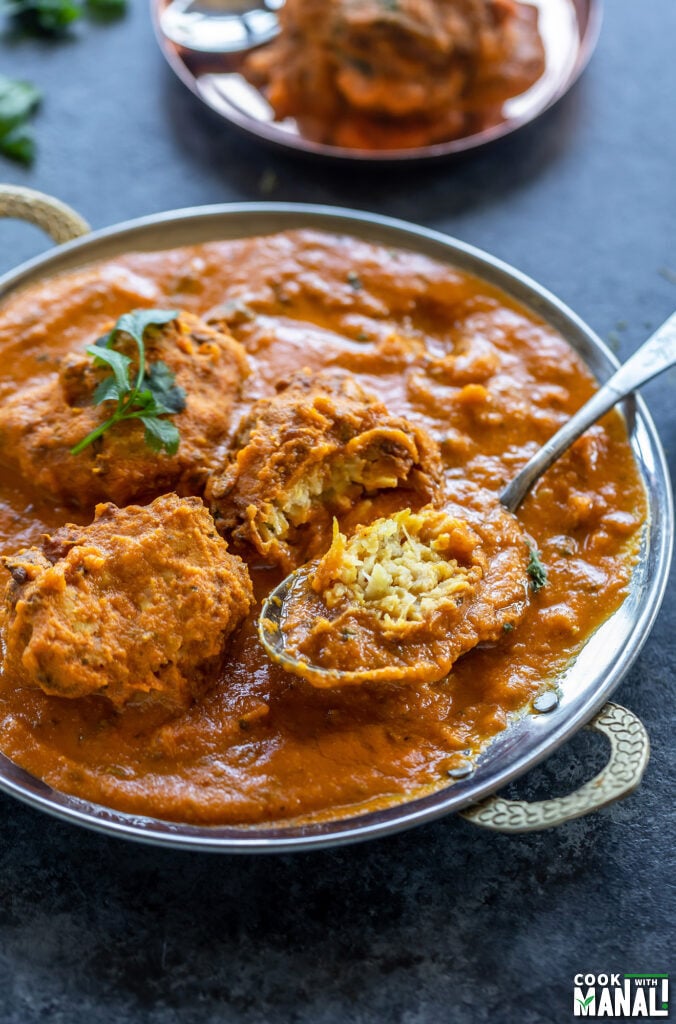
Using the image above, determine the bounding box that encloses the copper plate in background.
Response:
[152,0,602,162]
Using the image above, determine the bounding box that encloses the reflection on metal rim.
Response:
[0,202,671,852]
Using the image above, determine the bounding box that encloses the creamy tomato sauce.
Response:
[0,231,645,824]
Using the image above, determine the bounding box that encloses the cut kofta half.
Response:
[206,369,442,572]
[0,311,249,508]
[1,494,253,712]
[266,484,530,687]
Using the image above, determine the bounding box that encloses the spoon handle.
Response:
[500,311,676,513]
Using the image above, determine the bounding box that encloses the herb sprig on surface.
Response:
[0,0,127,163]
[0,0,125,36]
[0,74,41,164]
[85,0,126,17]
[527,544,547,592]
[70,309,186,457]
[1,0,80,34]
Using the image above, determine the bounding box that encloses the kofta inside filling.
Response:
[207,369,442,571]
[271,496,530,687]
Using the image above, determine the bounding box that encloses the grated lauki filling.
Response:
[257,452,407,543]
[314,509,480,626]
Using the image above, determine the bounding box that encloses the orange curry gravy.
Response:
[0,231,646,825]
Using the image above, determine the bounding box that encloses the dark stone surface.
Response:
[0,2,674,1021]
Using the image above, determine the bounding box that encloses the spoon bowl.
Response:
[259,570,351,686]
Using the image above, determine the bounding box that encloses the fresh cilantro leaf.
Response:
[129,388,157,411]
[0,75,41,133]
[146,360,187,414]
[145,359,176,394]
[85,0,125,17]
[0,0,125,33]
[114,309,179,348]
[0,1,126,163]
[2,0,82,35]
[85,343,132,393]
[93,376,123,405]
[527,545,547,592]
[70,309,182,456]
[0,124,35,164]
[150,387,187,416]
[0,75,41,164]
[162,387,187,415]
[141,416,180,456]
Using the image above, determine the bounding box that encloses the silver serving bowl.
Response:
[0,192,671,851]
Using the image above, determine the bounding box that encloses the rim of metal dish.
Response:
[150,0,604,163]
[0,201,671,852]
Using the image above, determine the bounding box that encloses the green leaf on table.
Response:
[0,124,36,164]
[85,0,126,18]
[0,75,41,164]
[0,0,127,164]
[0,75,41,133]
[1,0,82,35]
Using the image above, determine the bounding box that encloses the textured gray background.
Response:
[0,1,674,1021]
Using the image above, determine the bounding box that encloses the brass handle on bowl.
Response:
[0,185,90,244]
[460,702,650,833]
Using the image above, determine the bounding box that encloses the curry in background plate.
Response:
[244,0,546,149]
[0,231,645,825]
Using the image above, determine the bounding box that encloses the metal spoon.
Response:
[159,0,283,53]
[259,311,676,679]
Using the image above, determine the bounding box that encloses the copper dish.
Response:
[152,0,603,163]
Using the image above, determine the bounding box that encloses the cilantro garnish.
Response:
[70,309,186,457]
[527,545,548,593]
